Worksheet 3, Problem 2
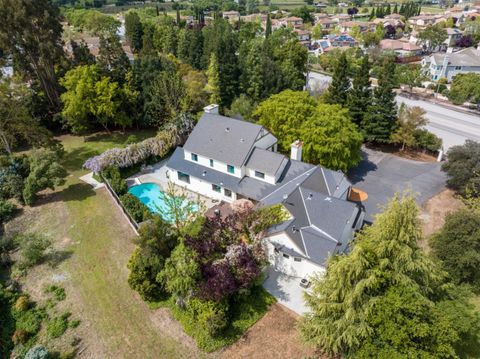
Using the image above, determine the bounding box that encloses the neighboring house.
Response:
[166,106,365,278]
[313,12,329,23]
[422,47,480,81]
[294,29,311,47]
[222,11,240,23]
[444,27,463,47]
[318,18,335,31]
[380,39,423,62]
[339,21,375,33]
[373,17,405,29]
[310,39,331,55]
[331,14,351,23]
[408,14,438,29]
[326,34,359,48]
[279,16,304,29]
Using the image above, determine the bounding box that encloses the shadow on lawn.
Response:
[61,183,96,203]
[61,146,102,172]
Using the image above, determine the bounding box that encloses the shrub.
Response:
[44,285,66,301]
[102,166,127,195]
[120,193,150,223]
[24,345,49,359]
[12,328,28,344]
[0,199,16,224]
[14,296,30,312]
[16,234,51,270]
[127,247,166,301]
[442,140,480,196]
[188,299,228,337]
[83,115,194,173]
[69,319,81,328]
[124,135,138,145]
[16,310,42,334]
[414,129,442,152]
[47,312,71,339]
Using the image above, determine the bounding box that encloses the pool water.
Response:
[128,182,198,223]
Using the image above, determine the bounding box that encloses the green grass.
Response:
[151,287,276,352]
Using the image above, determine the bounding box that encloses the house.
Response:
[166,106,365,278]
[222,11,240,23]
[326,34,359,48]
[331,13,351,23]
[408,14,438,29]
[380,39,422,62]
[313,13,329,23]
[317,18,335,31]
[279,16,304,29]
[444,28,463,47]
[422,47,480,81]
[294,29,311,47]
[339,21,375,33]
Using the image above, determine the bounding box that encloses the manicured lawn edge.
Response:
[149,286,276,352]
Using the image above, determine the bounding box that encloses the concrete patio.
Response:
[263,267,311,315]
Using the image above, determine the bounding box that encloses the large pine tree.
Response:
[300,193,480,358]
[347,55,371,127]
[361,58,397,143]
[324,52,350,106]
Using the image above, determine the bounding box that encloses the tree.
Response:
[300,193,480,357]
[226,94,256,121]
[430,209,480,292]
[254,90,317,153]
[127,215,178,301]
[0,79,52,155]
[291,6,315,24]
[324,52,350,106]
[71,40,95,66]
[60,65,136,133]
[302,104,363,171]
[347,55,371,126]
[448,73,480,105]
[125,11,143,52]
[255,91,362,171]
[361,58,397,143]
[159,241,200,303]
[0,0,64,110]
[205,53,221,104]
[148,71,187,124]
[97,32,131,84]
[153,16,178,56]
[396,64,427,94]
[442,140,480,196]
[391,104,428,151]
[22,149,67,205]
[265,13,272,37]
[418,24,448,52]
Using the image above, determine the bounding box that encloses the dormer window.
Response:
[191,153,198,162]
[227,165,235,174]
[209,159,214,167]
[255,171,265,179]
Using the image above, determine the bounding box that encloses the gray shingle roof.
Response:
[432,48,480,67]
[183,113,267,167]
[245,147,288,176]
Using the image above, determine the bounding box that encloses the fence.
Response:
[100,174,140,236]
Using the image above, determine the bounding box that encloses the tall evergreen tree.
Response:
[205,53,221,104]
[347,55,371,127]
[361,58,397,143]
[265,13,272,38]
[369,7,376,20]
[300,193,480,358]
[386,3,392,15]
[125,11,143,52]
[97,32,131,85]
[325,52,350,106]
[0,0,65,110]
[393,3,398,14]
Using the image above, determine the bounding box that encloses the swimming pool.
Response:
[128,182,198,222]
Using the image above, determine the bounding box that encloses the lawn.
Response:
[7,130,211,358]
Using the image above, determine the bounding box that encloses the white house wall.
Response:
[245,167,276,185]
[169,170,237,203]
[264,235,325,279]
[183,150,243,178]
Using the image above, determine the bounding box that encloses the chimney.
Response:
[204,104,219,115]
[290,140,303,161]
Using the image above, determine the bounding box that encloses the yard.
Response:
[6,131,313,358]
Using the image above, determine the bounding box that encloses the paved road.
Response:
[396,95,480,151]
[307,71,480,151]
[349,148,446,223]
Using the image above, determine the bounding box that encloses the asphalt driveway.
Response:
[349,148,447,223]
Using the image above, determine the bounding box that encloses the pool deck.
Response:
[127,157,219,209]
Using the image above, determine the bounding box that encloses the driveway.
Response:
[349,148,447,223]
[263,267,310,315]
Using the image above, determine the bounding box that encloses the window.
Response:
[209,159,214,167]
[283,253,290,259]
[455,66,461,70]
[224,188,232,197]
[212,184,221,193]
[255,171,265,179]
[177,171,190,184]
[191,153,198,162]
[294,257,302,262]
[227,165,235,174]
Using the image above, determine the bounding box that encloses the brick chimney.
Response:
[290,140,303,161]
[204,104,219,115]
